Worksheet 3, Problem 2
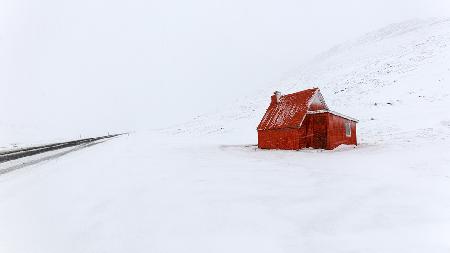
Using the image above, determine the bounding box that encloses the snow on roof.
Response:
[257,88,319,130]
[307,110,359,122]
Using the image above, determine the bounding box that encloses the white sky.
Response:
[1,0,449,137]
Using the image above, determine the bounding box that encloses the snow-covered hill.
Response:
[1,18,450,253]
[171,18,450,146]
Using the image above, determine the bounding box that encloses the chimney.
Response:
[271,91,282,105]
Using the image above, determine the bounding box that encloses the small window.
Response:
[345,122,351,137]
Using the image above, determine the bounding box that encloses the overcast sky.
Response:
[1,0,449,138]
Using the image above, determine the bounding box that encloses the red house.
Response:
[257,88,358,150]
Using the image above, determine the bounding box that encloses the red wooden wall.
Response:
[326,113,357,149]
[258,128,301,150]
[258,112,357,150]
[301,114,328,149]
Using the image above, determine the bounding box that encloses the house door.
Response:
[312,115,327,149]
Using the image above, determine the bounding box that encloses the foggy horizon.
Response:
[1,0,450,139]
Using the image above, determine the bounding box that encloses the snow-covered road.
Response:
[0,141,103,175]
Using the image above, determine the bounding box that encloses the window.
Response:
[345,122,351,137]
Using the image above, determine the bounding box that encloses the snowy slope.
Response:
[1,18,450,253]
[171,18,450,145]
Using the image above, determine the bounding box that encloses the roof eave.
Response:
[307,110,359,122]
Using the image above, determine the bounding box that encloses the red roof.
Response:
[257,88,320,130]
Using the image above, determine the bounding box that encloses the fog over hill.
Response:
[3,0,450,146]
